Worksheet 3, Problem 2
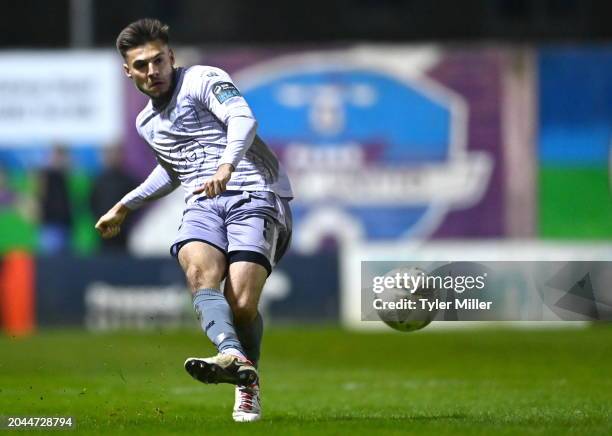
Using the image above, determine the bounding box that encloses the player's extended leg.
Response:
[178,241,258,386]
[224,260,268,422]
[224,261,267,366]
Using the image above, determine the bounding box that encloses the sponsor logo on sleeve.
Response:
[212,82,241,104]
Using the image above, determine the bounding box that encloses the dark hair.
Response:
[116,18,169,58]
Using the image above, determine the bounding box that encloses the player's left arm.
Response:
[191,69,258,197]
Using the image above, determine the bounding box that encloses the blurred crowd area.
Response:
[0,144,137,255]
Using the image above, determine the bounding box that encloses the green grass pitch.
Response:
[1,326,611,435]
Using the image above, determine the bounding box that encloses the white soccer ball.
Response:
[375,266,439,332]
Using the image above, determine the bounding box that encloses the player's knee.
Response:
[185,263,224,292]
[231,297,258,325]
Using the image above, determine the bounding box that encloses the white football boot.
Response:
[184,353,258,386]
[232,383,261,422]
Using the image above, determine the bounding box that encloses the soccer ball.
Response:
[374,266,439,332]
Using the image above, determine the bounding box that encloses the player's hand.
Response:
[95,203,130,239]
[193,164,234,197]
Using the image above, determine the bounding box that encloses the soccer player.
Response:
[94,18,293,422]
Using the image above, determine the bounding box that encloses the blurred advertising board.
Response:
[538,47,612,239]
[126,46,519,255]
[34,252,338,329]
[0,51,123,147]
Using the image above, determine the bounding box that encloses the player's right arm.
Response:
[94,163,179,239]
[95,202,130,239]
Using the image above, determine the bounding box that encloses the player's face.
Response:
[123,40,175,99]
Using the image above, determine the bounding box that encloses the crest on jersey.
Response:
[235,49,493,252]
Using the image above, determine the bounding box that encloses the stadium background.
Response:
[0,1,611,434]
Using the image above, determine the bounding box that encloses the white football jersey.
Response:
[135,66,293,205]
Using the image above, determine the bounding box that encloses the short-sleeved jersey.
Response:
[135,66,293,205]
